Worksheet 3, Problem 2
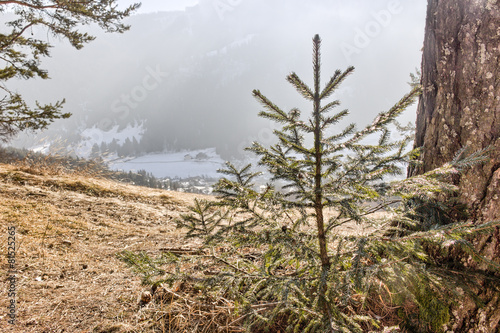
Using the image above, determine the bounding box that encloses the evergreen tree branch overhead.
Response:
[0,0,140,141]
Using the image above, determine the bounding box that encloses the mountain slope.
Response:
[11,1,427,160]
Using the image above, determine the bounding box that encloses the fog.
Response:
[10,0,427,161]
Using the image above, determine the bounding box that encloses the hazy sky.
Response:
[119,0,200,13]
[11,0,428,162]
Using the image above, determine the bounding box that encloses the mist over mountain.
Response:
[11,0,427,161]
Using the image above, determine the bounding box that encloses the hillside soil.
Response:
[0,163,205,332]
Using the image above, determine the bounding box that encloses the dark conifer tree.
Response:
[100,141,108,154]
[90,143,100,159]
[132,137,141,155]
[123,137,133,156]
[109,139,119,155]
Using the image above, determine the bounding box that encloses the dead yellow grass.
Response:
[0,163,209,332]
[0,161,391,332]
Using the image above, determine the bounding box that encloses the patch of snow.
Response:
[206,34,256,57]
[229,34,256,48]
[75,122,145,158]
[109,147,226,178]
[31,143,51,154]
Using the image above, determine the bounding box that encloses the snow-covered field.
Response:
[76,122,145,158]
[108,148,226,179]
[46,123,228,179]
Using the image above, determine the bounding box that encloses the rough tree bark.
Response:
[411,0,499,221]
[410,1,500,331]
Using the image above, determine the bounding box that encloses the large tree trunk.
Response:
[411,0,500,222]
[410,1,500,331]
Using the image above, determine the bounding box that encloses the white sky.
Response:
[119,0,200,13]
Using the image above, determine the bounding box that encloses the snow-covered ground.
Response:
[76,122,145,158]
[108,147,226,178]
[27,123,228,179]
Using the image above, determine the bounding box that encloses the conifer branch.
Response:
[320,100,341,114]
[253,90,289,121]
[320,66,355,100]
[320,109,349,129]
[287,72,314,100]
[0,0,139,140]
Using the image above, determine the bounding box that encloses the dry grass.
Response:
[0,160,393,333]
[0,162,209,332]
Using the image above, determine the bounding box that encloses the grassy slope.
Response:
[0,163,206,332]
